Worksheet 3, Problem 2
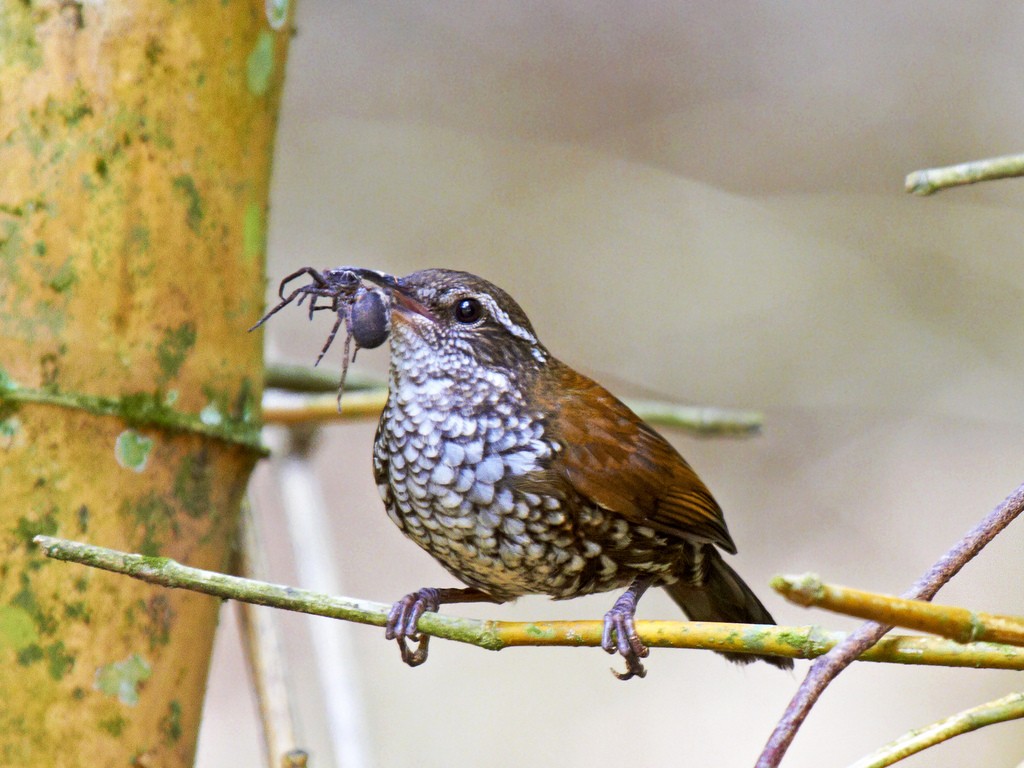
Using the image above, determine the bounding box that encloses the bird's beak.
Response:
[391,288,437,324]
[354,268,437,325]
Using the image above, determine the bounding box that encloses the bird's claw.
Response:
[386,588,441,668]
[611,654,648,681]
[396,635,430,667]
[602,592,650,681]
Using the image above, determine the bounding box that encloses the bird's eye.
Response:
[453,297,484,324]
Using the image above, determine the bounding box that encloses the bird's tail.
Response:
[664,545,793,670]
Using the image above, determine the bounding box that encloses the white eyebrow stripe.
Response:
[479,294,538,344]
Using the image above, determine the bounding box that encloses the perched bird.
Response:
[363,268,792,678]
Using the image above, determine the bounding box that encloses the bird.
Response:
[361,268,792,679]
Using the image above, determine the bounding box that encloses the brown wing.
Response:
[543,360,737,554]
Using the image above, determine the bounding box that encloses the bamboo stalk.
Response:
[0,4,291,763]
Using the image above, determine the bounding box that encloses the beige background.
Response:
[198,3,1024,766]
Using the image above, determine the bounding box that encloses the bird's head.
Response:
[364,268,549,384]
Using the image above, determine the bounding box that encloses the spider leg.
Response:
[249,285,319,331]
[303,291,319,320]
[335,306,356,411]
[277,266,327,300]
[314,309,346,367]
[295,288,341,320]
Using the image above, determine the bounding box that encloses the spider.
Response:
[251,266,394,406]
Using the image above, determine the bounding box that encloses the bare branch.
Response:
[32,535,1024,670]
[264,362,385,393]
[906,153,1024,195]
[774,573,1024,646]
[260,389,763,436]
[262,390,390,423]
[755,480,1024,768]
[847,691,1024,768]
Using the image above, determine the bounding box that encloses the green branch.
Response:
[261,388,762,436]
[264,362,384,393]
[33,536,1024,669]
[848,691,1024,768]
[905,153,1024,195]
[622,399,762,435]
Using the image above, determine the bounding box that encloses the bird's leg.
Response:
[385,587,501,667]
[602,575,655,681]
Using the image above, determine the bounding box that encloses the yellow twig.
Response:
[773,573,1024,646]
[847,691,1024,768]
[262,390,388,423]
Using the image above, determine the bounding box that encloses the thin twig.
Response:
[264,362,384,393]
[260,390,763,436]
[235,502,308,767]
[755,480,1024,768]
[274,433,372,768]
[905,153,1024,195]
[847,691,1024,768]
[774,573,1024,646]
[621,399,762,435]
[31,535,1024,669]
[262,390,389,423]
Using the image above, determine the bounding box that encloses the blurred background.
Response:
[198,3,1024,766]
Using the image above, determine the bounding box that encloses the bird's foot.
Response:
[602,577,654,680]
[385,587,502,668]
[385,588,441,667]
